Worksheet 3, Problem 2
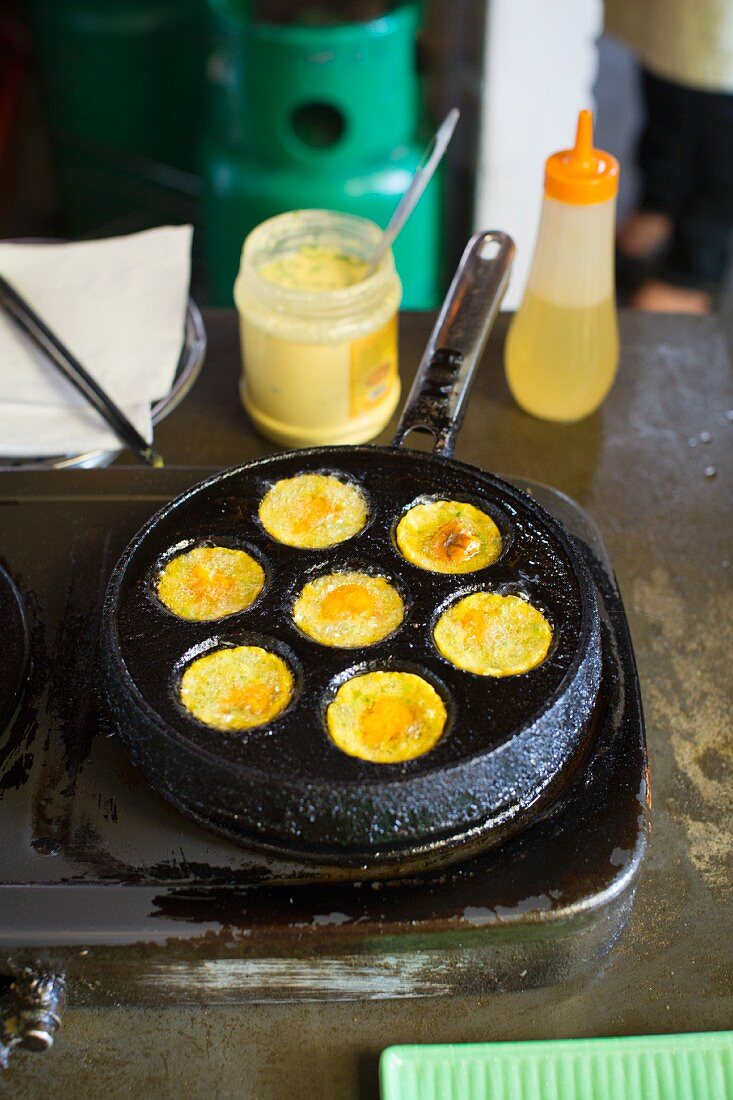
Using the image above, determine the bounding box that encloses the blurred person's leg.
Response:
[659,85,733,290]
[617,69,695,262]
[633,81,733,312]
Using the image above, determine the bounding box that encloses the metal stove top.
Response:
[0,468,647,1009]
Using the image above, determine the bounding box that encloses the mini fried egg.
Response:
[396,500,502,574]
[293,571,404,648]
[157,546,265,621]
[259,473,367,549]
[326,670,447,764]
[434,592,552,677]
[179,645,293,731]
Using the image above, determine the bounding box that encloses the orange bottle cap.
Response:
[545,109,619,205]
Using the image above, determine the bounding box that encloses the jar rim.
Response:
[236,210,398,322]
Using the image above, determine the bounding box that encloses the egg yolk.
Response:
[359,698,416,749]
[429,519,481,563]
[320,583,376,621]
[292,494,335,533]
[458,608,486,643]
[189,562,238,600]
[224,683,274,717]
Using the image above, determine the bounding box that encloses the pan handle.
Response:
[392,230,515,458]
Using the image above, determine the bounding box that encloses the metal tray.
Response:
[0,468,648,1006]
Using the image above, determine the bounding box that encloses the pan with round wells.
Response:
[101,232,602,878]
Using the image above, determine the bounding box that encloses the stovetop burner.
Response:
[0,469,648,1006]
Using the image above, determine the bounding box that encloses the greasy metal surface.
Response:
[0,309,730,1099]
[102,449,600,868]
[0,564,30,729]
[0,469,641,912]
[0,464,645,1049]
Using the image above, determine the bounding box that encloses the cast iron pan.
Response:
[102,233,602,876]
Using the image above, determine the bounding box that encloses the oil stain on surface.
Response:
[629,565,732,898]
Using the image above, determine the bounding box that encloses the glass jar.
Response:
[234,210,402,447]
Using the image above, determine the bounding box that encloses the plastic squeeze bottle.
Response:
[505,110,620,421]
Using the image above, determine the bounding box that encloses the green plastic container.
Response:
[202,2,443,308]
[381,1032,733,1100]
[28,0,206,235]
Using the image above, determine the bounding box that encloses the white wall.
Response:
[475,0,603,309]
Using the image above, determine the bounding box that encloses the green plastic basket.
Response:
[380,1032,733,1100]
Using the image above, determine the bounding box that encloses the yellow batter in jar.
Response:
[259,245,368,292]
[235,211,402,449]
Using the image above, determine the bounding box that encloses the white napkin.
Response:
[0,225,192,456]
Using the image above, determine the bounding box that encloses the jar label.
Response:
[349,318,398,419]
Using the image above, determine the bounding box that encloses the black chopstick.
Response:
[0,273,164,467]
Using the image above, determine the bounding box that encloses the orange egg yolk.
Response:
[224,683,274,716]
[429,519,481,563]
[189,562,238,600]
[458,608,487,643]
[359,698,416,748]
[292,494,336,533]
[320,583,376,621]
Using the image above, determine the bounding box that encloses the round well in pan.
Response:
[433,590,553,677]
[178,643,295,731]
[326,669,448,764]
[292,570,405,648]
[258,471,368,549]
[156,544,265,621]
[395,498,503,573]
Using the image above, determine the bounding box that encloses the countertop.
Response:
[3,308,732,1099]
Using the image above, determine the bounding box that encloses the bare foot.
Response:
[631,279,713,314]
[617,211,672,259]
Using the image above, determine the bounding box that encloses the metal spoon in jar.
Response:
[365,107,460,278]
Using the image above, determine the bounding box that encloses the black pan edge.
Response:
[104,636,600,870]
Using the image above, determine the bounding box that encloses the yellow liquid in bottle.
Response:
[505,292,619,422]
